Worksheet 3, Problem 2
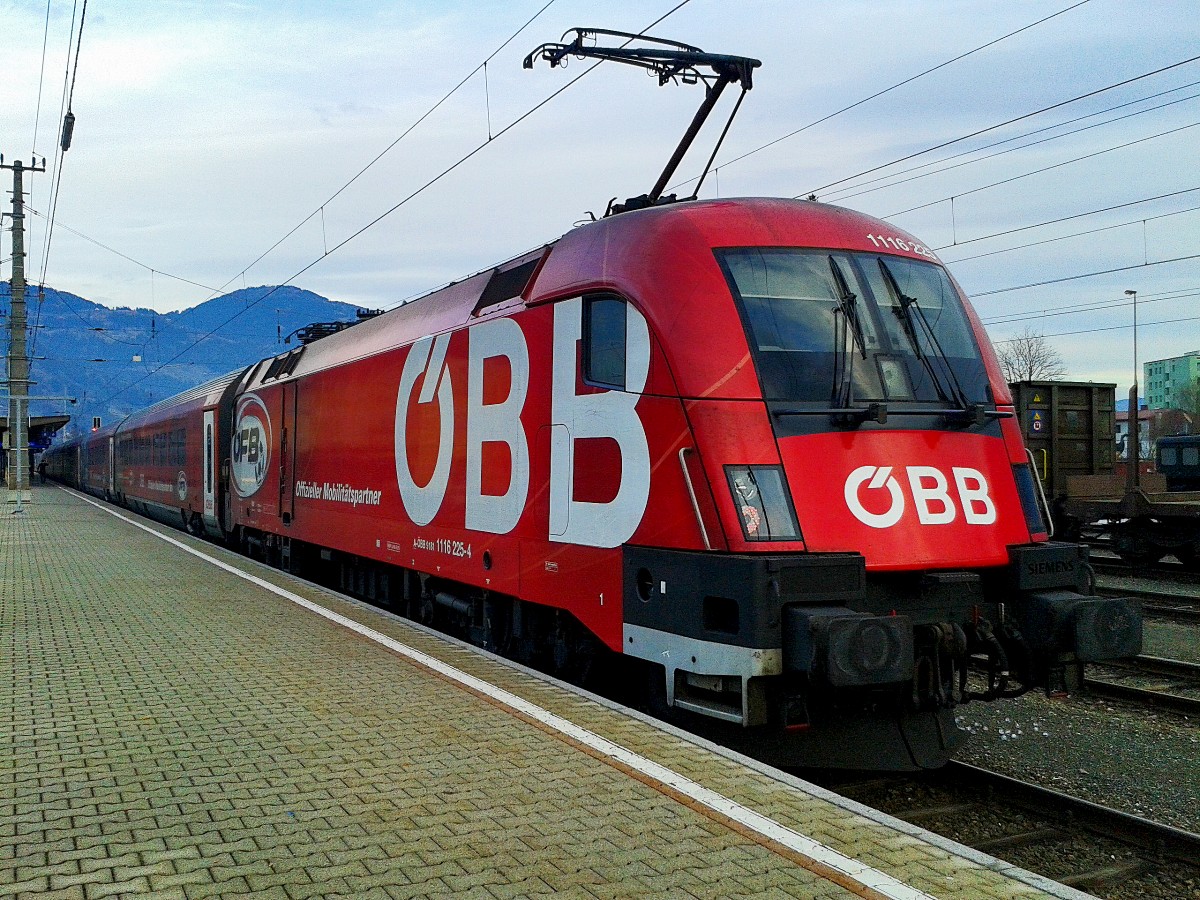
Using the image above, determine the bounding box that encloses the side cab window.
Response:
[583,294,627,389]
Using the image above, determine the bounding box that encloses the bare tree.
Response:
[1175,376,1200,417]
[995,326,1068,383]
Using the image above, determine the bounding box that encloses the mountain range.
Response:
[1,283,361,439]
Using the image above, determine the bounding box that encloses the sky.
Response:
[2,0,1199,399]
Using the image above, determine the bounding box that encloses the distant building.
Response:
[1116,408,1153,461]
[1145,350,1200,410]
[1116,406,1196,461]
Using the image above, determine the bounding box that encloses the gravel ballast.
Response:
[954,687,1199,833]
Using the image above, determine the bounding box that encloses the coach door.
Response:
[280,382,297,525]
[202,409,218,530]
[107,437,115,495]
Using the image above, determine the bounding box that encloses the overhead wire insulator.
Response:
[60,112,76,152]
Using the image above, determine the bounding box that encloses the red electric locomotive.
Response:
[45,196,1142,769]
[41,32,1141,769]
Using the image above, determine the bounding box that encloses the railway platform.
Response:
[1,485,1094,900]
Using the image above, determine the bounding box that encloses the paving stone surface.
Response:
[1,487,1068,898]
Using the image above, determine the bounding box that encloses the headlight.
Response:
[1012,464,1047,537]
[726,465,802,541]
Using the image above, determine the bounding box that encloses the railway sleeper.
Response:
[972,825,1063,854]
[1059,860,1149,893]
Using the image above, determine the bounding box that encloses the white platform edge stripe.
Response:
[67,488,935,900]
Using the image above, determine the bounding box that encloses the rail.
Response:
[808,760,1200,898]
[1084,655,1200,714]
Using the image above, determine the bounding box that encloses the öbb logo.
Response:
[844,465,996,529]
[232,394,271,498]
[394,299,651,549]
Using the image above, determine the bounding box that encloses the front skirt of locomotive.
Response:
[695,703,968,771]
[622,543,1142,771]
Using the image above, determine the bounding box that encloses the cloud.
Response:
[2,0,1198,388]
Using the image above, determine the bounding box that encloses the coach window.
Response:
[584,295,626,389]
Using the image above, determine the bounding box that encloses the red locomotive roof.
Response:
[530,198,942,303]
[240,250,549,392]
[243,197,958,402]
[529,197,947,400]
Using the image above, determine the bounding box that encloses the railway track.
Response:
[808,760,1200,899]
[1083,572,1200,707]
[1094,575,1200,626]
[1084,654,1200,714]
[1094,554,1195,580]
[1091,556,1195,583]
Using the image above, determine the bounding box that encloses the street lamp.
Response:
[1125,289,1139,468]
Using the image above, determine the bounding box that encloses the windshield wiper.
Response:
[828,256,867,411]
[877,259,987,421]
[877,259,952,403]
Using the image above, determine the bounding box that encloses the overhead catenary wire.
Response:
[31,0,566,382]
[991,312,1200,344]
[32,5,1189,410]
[883,120,1200,218]
[29,0,54,157]
[982,287,1200,326]
[940,203,1200,265]
[23,205,220,293]
[38,0,88,286]
[25,0,54,259]
[18,222,232,363]
[819,79,1200,204]
[823,87,1200,205]
[31,0,90,363]
[31,321,241,339]
[93,1,696,409]
[666,0,1093,193]
[29,0,77,276]
[970,252,1200,298]
[933,186,1200,251]
[203,0,561,303]
[800,54,1200,199]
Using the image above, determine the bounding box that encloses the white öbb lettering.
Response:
[844,465,996,529]
[394,301,652,548]
[394,333,454,527]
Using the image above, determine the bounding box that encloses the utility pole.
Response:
[3,156,47,506]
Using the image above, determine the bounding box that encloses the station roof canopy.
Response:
[0,414,71,447]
